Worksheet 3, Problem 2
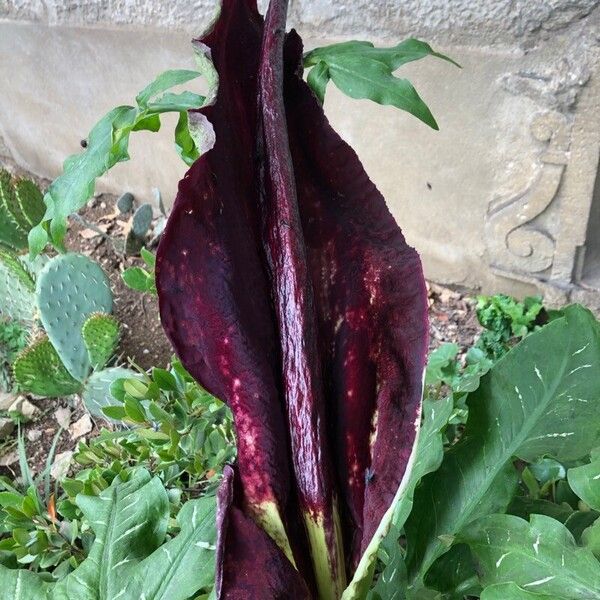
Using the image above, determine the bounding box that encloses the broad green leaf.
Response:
[303,39,458,129]
[121,496,217,599]
[564,510,600,541]
[0,568,50,600]
[52,469,169,599]
[405,305,600,588]
[424,544,480,599]
[582,518,600,557]
[343,396,453,599]
[507,496,574,523]
[329,57,438,129]
[366,525,407,600]
[460,514,600,599]
[568,458,600,511]
[392,397,454,529]
[481,582,558,600]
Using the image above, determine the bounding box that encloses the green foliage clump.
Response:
[0,360,233,584]
[475,293,545,360]
[87,359,236,495]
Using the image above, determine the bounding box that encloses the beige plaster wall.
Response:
[0,1,599,299]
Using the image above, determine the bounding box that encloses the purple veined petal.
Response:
[156,0,296,568]
[281,30,429,568]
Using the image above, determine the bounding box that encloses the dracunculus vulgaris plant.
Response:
[156,0,429,598]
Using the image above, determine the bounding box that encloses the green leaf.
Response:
[119,495,217,598]
[147,91,204,113]
[122,266,151,292]
[303,39,458,129]
[140,247,156,268]
[568,458,600,511]
[330,57,438,128]
[424,544,480,599]
[507,496,574,523]
[305,39,460,70]
[460,514,600,599]
[174,111,201,166]
[102,405,127,420]
[342,396,453,599]
[124,395,148,423]
[306,61,329,104]
[582,518,600,558]
[136,70,201,108]
[405,305,600,588]
[30,67,206,254]
[481,582,558,600]
[124,378,148,399]
[564,510,599,541]
[0,568,50,599]
[425,342,459,385]
[366,525,407,600]
[152,368,178,392]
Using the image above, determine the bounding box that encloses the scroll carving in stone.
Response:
[485,112,570,275]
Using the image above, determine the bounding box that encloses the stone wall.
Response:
[1,0,599,304]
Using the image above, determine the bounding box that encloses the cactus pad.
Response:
[117,192,134,214]
[125,230,144,255]
[132,203,153,237]
[0,170,28,250]
[82,366,140,420]
[36,253,113,381]
[82,312,120,370]
[0,247,36,322]
[13,336,82,397]
[15,179,45,229]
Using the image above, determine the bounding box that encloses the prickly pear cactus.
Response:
[13,336,82,397]
[117,192,134,214]
[125,203,153,255]
[132,203,153,237]
[0,247,36,322]
[0,170,45,250]
[15,179,45,229]
[82,366,140,420]
[82,312,120,370]
[36,253,113,382]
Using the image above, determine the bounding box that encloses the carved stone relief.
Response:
[485,112,571,276]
